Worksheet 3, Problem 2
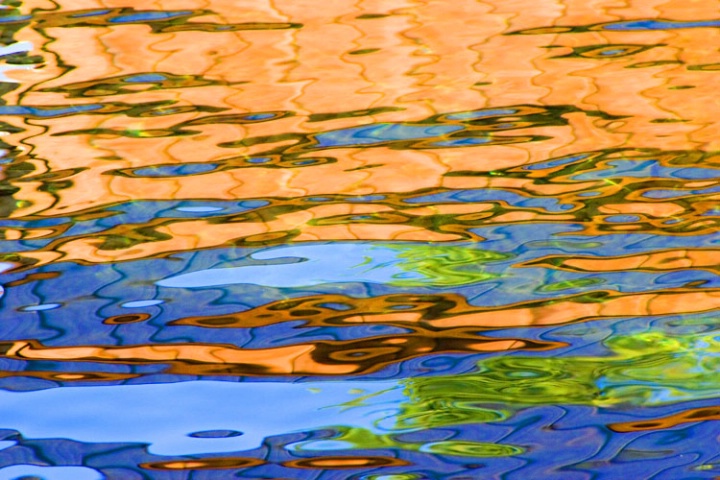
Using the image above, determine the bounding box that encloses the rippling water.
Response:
[0,0,719,478]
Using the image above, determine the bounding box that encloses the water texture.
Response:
[0,0,719,478]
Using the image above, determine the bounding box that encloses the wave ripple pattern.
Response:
[0,0,719,479]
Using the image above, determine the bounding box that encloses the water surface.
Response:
[0,0,719,478]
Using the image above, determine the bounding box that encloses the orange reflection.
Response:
[283,456,409,469]
[168,290,720,330]
[141,457,265,470]
[525,249,720,273]
[0,333,556,377]
[0,0,715,265]
[1,288,717,377]
[608,406,720,433]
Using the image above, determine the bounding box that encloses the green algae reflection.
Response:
[309,330,720,459]
[405,330,720,409]
[383,244,512,287]
[292,426,523,458]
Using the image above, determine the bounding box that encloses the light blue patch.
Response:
[431,136,491,147]
[124,73,167,83]
[598,49,627,56]
[0,15,31,23]
[0,104,103,117]
[604,19,720,31]
[642,189,687,199]
[524,153,590,171]
[241,200,270,209]
[0,41,33,58]
[290,439,354,451]
[108,10,193,23]
[572,159,720,181]
[0,263,15,273]
[642,184,720,199]
[314,123,463,147]
[176,206,224,213]
[121,300,164,308]
[244,113,277,120]
[0,465,104,480]
[21,303,61,312]
[0,380,402,455]
[347,195,386,201]
[0,440,15,451]
[83,199,269,226]
[156,244,412,289]
[605,215,641,223]
[133,163,218,177]
[406,188,565,212]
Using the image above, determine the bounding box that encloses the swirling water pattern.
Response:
[0,0,719,478]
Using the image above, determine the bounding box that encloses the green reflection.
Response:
[404,331,720,409]
[423,441,523,457]
[295,426,523,458]
[395,398,507,429]
[385,244,511,287]
[536,277,605,292]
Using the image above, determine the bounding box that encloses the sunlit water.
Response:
[0,0,719,478]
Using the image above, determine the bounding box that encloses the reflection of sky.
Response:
[405,188,568,211]
[0,104,102,115]
[0,40,32,56]
[571,159,720,180]
[642,183,720,199]
[0,380,402,455]
[1,397,718,479]
[156,244,424,288]
[603,19,720,30]
[0,465,102,480]
[314,123,462,147]
[153,234,720,293]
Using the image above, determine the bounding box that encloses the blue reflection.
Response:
[108,11,193,23]
[0,104,103,117]
[524,153,591,170]
[572,159,720,180]
[69,9,113,18]
[0,380,402,455]
[406,188,566,212]
[0,465,103,480]
[155,244,418,288]
[604,19,720,31]
[132,163,219,177]
[124,73,167,83]
[314,123,463,147]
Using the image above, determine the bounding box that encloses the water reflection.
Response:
[1,0,719,477]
